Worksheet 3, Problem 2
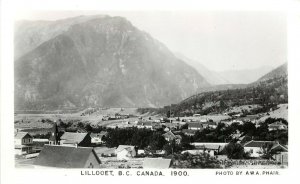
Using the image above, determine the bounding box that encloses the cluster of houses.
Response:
[14,114,288,168]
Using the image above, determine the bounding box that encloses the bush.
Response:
[224,142,246,159]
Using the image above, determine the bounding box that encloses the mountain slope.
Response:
[216,66,274,84]
[15,16,210,110]
[257,63,287,82]
[145,63,288,116]
[174,53,229,85]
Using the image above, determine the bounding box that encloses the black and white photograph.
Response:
[1,0,300,183]
[12,10,289,169]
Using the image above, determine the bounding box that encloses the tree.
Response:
[224,142,245,159]
[149,132,167,153]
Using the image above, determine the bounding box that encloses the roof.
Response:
[164,123,179,128]
[34,145,101,168]
[143,158,171,169]
[243,140,274,148]
[60,132,89,144]
[116,145,135,153]
[14,132,32,139]
[191,142,228,150]
[182,129,197,134]
[270,143,288,152]
[163,131,176,140]
[90,131,108,138]
[188,123,203,128]
[94,147,116,155]
[269,121,287,127]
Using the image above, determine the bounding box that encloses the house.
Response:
[90,131,108,144]
[188,122,203,130]
[243,140,274,157]
[94,147,116,157]
[115,145,136,160]
[143,158,172,169]
[268,121,288,131]
[60,132,91,147]
[162,131,182,144]
[191,142,228,156]
[182,129,197,136]
[136,121,154,129]
[202,121,217,129]
[162,131,176,142]
[181,150,215,157]
[15,132,33,155]
[34,145,101,168]
[164,123,179,130]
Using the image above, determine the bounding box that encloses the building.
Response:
[243,140,274,157]
[190,142,228,156]
[49,123,60,145]
[188,122,203,130]
[94,147,116,157]
[143,158,172,169]
[162,131,182,144]
[15,132,33,155]
[202,121,218,129]
[115,145,136,160]
[90,131,108,144]
[268,121,288,131]
[60,132,91,147]
[182,129,197,136]
[34,145,101,168]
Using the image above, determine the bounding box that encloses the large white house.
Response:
[15,132,33,155]
[115,145,136,160]
[243,140,274,157]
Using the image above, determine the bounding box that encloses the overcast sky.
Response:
[16,11,287,71]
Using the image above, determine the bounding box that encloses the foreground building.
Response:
[34,145,101,168]
[115,145,136,160]
[15,132,33,155]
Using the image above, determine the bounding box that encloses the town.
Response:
[14,104,288,169]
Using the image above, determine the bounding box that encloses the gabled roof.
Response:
[60,132,89,144]
[143,158,171,169]
[163,131,177,140]
[243,140,274,148]
[34,145,101,168]
[14,132,32,139]
[116,145,135,153]
[270,143,288,152]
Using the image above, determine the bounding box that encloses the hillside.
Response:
[141,63,288,117]
[15,15,209,110]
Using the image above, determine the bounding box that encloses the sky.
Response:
[15,11,287,71]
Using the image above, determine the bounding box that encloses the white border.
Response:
[1,0,300,184]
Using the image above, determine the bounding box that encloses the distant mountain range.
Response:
[14,15,210,110]
[176,53,274,85]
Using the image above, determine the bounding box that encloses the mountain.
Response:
[257,63,287,82]
[15,15,210,110]
[175,53,230,85]
[216,66,274,84]
[143,63,288,116]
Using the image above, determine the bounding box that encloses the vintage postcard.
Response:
[1,0,300,184]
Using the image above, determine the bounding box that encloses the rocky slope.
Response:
[15,15,210,110]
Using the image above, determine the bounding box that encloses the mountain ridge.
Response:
[15,15,210,110]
